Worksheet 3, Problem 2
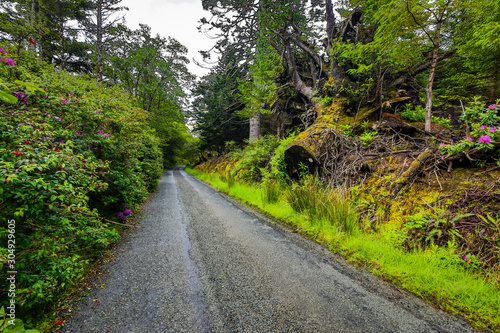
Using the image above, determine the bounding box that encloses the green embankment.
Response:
[186,167,500,332]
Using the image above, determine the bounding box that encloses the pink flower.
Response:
[478,135,491,144]
[0,47,6,55]
[480,125,487,130]
[489,128,497,132]
[488,104,497,109]
[1,58,14,66]
[463,137,472,142]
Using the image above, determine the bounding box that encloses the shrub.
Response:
[0,45,162,325]
[231,135,279,182]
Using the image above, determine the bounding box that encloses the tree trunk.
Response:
[249,112,260,140]
[424,22,441,133]
[325,0,336,48]
[59,21,65,70]
[30,0,36,52]
[96,0,103,82]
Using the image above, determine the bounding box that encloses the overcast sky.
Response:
[119,0,216,77]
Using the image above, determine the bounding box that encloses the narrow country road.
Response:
[57,168,474,333]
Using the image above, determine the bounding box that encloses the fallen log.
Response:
[391,148,433,198]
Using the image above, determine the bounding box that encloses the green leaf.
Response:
[3,319,26,333]
[0,91,17,104]
[14,80,45,93]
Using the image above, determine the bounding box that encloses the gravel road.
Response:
[57,167,475,333]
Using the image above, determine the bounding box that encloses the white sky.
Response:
[119,0,216,78]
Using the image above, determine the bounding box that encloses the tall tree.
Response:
[192,45,249,153]
[83,0,127,81]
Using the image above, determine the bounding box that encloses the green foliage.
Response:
[1,307,40,332]
[192,46,249,154]
[0,45,164,326]
[321,95,333,107]
[106,24,194,168]
[359,130,377,146]
[231,135,279,182]
[455,0,500,99]
[440,99,499,156]
[237,48,281,119]
[460,97,500,126]
[401,104,425,122]
[268,132,298,181]
[260,177,281,205]
[339,124,353,137]
[432,116,451,128]
[402,210,471,250]
[400,104,451,128]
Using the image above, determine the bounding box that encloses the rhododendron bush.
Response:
[0,46,163,324]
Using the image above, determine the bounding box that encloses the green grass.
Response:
[186,167,500,331]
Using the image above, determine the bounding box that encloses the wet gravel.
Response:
[56,167,476,332]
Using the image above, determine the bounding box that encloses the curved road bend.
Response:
[57,167,474,333]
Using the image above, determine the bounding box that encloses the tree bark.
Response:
[59,21,65,70]
[96,0,103,82]
[425,21,441,133]
[249,112,260,140]
[325,0,336,48]
[269,37,313,100]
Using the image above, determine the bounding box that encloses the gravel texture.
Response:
[57,168,476,333]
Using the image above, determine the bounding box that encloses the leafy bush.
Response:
[400,104,451,128]
[268,132,298,181]
[0,45,163,326]
[440,100,499,160]
[230,135,279,182]
[401,104,426,122]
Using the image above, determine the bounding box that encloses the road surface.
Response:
[57,167,474,332]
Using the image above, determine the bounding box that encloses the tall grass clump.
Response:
[285,178,358,234]
[323,187,359,234]
[261,178,282,205]
[221,171,236,188]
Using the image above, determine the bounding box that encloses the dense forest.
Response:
[0,0,499,331]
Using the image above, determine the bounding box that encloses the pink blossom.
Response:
[1,58,14,66]
[463,137,472,142]
[480,125,487,130]
[489,128,497,132]
[439,143,446,146]
[478,135,491,144]
[0,47,6,55]
[488,104,497,109]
